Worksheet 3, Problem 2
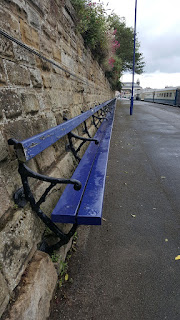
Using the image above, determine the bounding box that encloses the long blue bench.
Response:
[8,98,116,252]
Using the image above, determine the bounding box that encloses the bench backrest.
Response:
[9,99,114,162]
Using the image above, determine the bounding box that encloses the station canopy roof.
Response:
[121,82,142,90]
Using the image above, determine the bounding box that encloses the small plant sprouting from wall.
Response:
[51,231,78,288]
[51,252,59,263]
[59,260,69,287]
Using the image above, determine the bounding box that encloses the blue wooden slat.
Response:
[77,107,115,225]
[51,116,111,223]
[18,99,114,161]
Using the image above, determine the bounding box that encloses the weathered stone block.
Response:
[75,82,85,93]
[40,37,52,56]
[26,0,48,16]
[53,134,68,161]
[41,91,52,110]
[73,92,83,105]
[8,0,26,8]
[47,0,59,28]
[0,59,6,86]
[0,180,11,218]
[0,38,14,58]
[64,0,76,22]
[55,111,63,125]
[0,159,22,203]
[31,116,49,136]
[13,44,36,66]
[3,0,27,20]
[70,38,77,51]
[0,90,22,119]
[30,69,43,88]
[5,251,58,320]
[52,45,61,63]
[21,93,39,114]
[6,61,30,86]
[77,64,86,78]
[46,111,57,128]
[50,74,65,90]
[61,40,72,57]
[0,208,44,291]
[3,119,32,145]
[42,24,57,42]
[36,57,51,72]
[49,90,67,110]
[0,271,10,318]
[42,74,52,88]
[57,23,66,38]
[56,152,75,180]
[20,20,39,49]
[0,8,20,38]
[62,6,74,26]
[35,146,56,172]
[51,63,64,75]
[26,5,40,30]
[0,132,8,162]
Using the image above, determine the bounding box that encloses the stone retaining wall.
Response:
[0,0,113,318]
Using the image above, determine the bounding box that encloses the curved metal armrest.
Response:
[19,163,82,191]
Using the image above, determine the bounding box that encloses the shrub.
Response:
[70,0,144,90]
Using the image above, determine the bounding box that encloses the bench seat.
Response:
[9,98,116,250]
[51,105,115,225]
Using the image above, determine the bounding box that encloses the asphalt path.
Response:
[49,99,180,320]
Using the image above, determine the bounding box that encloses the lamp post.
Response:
[130,0,137,115]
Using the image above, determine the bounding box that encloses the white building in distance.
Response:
[121,81,142,100]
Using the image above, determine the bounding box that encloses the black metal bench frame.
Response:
[8,99,116,253]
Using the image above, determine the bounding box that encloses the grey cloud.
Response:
[139,31,180,73]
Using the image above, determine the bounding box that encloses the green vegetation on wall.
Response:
[70,0,145,90]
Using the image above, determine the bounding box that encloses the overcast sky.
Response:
[105,0,180,88]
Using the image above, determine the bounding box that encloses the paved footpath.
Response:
[49,99,180,320]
